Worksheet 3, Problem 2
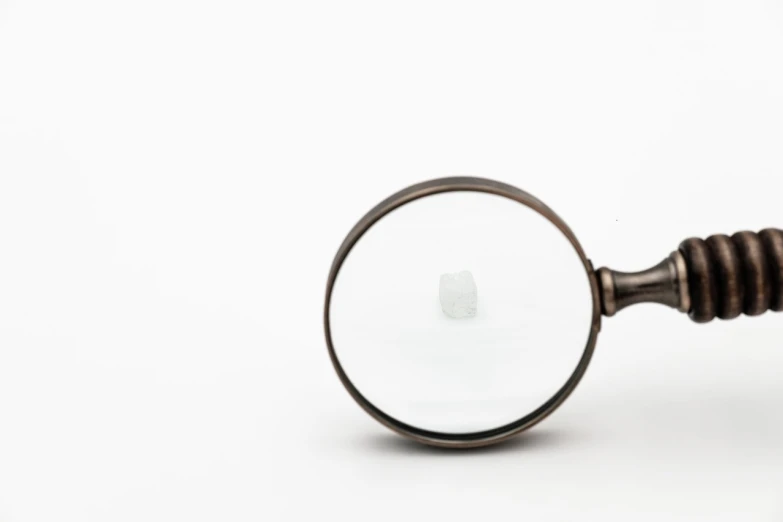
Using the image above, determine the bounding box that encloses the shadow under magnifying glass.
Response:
[359,428,581,456]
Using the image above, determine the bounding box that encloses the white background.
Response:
[1,1,783,520]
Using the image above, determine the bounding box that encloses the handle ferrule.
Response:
[598,251,690,317]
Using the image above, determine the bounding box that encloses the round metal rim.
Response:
[323,177,602,448]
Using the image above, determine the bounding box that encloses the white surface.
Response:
[2,1,783,521]
[440,271,478,319]
[330,192,593,433]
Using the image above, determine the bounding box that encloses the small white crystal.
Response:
[439,271,477,319]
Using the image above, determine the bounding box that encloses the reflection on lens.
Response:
[329,190,594,435]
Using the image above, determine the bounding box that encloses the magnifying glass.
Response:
[324,177,783,448]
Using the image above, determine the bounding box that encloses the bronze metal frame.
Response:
[323,177,602,448]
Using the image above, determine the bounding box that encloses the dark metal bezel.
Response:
[323,177,602,448]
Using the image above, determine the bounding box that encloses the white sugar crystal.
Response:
[439,271,477,319]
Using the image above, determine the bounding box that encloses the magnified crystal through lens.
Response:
[439,271,477,319]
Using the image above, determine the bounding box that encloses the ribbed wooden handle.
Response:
[679,229,783,323]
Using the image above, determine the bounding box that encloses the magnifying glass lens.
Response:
[329,190,594,435]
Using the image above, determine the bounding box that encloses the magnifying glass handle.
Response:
[598,228,783,323]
